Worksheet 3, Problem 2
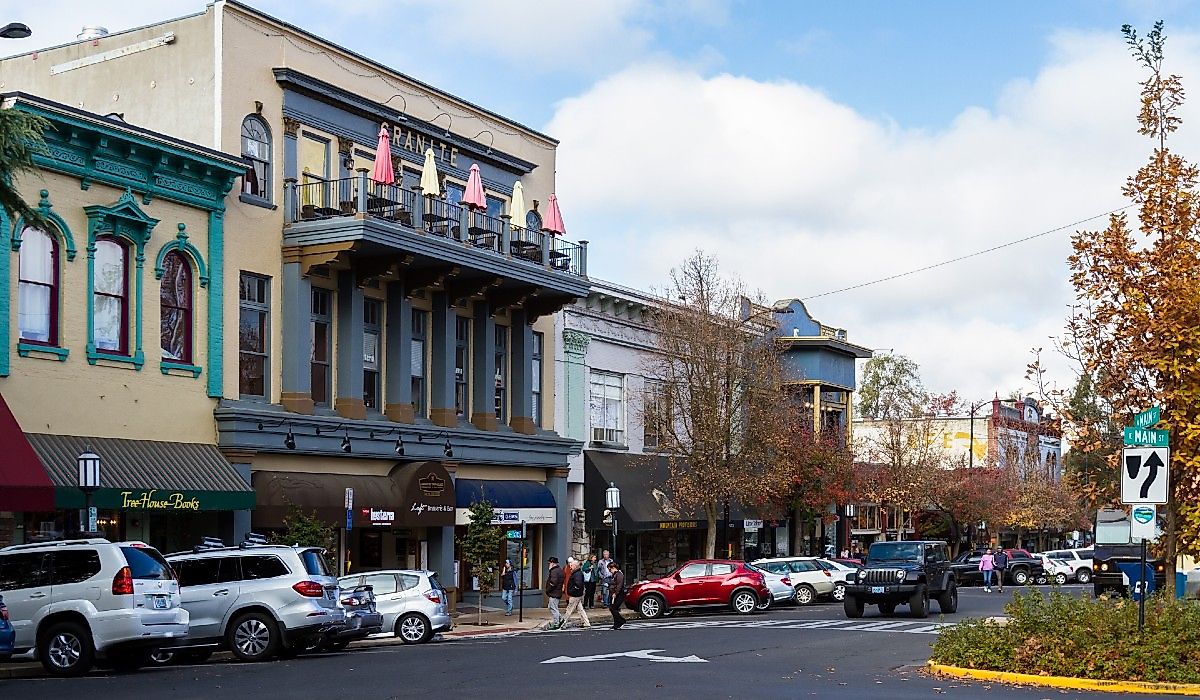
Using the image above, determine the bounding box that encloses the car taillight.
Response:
[424,591,442,604]
[341,597,356,606]
[112,566,134,595]
[292,580,325,598]
[781,577,791,586]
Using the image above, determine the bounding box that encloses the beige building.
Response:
[3,1,589,604]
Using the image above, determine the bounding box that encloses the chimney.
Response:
[77,26,110,40]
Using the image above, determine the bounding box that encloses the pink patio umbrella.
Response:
[543,193,566,235]
[462,163,487,209]
[371,124,395,185]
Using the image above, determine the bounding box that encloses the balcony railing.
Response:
[285,171,588,278]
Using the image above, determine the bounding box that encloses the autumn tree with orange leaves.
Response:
[1068,21,1200,591]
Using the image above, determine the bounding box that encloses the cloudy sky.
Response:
[6,1,1200,401]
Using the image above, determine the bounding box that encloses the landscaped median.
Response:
[928,588,1200,694]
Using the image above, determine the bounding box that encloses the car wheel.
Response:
[878,602,897,616]
[731,589,758,615]
[1054,573,1067,586]
[832,583,846,602]
[227,611,280,662]
[755,594,772,611]
[794,584,816,606]
[38,621,94,678]
[1076,569,1092,585]
[937,582,958,614]
[1035,575,1048,585]
[638,594,666,619]
[1012,569,1030,586]
[107,648,154,673]
[396,613,432,644]
[908,584,928,619]
[843,596,864,618]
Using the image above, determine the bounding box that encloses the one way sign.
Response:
[1122,447,1170,505]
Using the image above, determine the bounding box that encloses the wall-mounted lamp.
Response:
[257,419,296,450]
[369,427,406,456]
[383,94,409,121]
[431,111,453,137]
[469,129,495,155]
[340,431,352,453]
[417,432,454,458]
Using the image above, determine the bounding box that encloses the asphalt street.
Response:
[0,584,1174,699]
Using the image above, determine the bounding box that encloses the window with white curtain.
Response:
[17,227,57,345]
[93,238,128,353]
[589,371,625,444]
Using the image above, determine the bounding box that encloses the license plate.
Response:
[870,586,885,594]
[152,596,169,610]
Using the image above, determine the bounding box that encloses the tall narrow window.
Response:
[494,325,508,422]
[17,227,58,345]
[454,316,471,418]
[363,299,381,410]
[240,115,271,201]
[589,371,625,445]
[93,238,129,354]
[160,252,192,362]
[411,310,428,418]
[239,273,270,398]
[643,380,665,449]
[311,288,332,406]
[531,332,544,428]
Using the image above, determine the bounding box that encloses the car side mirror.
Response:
[674,573,683,581]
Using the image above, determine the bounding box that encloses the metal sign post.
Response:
[518,520,526,623]
[1139,537,1147,632]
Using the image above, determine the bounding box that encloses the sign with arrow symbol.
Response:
[541,649,708,664]
[1121,447,1169,505]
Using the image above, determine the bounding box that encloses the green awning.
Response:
[26,434,254,511]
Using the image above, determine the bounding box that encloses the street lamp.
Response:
[968,400,989,469]
[77,448,101,534]
[0,23,32,39]
[605,482,621,555]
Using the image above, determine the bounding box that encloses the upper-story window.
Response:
[300,132,331,211]
[494,324,508,422]
[589,371,625,445]
[93,238,129,354]
[17,227,59,346]
[239,272,270,398]
[411,309,428,418]
[160,252,193,363]
[525,209,542,232]
[240,115,271,201]
[311,288,332,407]
[454,316,471,418]
[531,331,544,427]
[363,299,381,411]
[643,380,670,449]
[486,195,504,220]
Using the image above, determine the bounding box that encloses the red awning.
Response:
[0,391,54,510]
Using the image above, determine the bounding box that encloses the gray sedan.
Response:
[338,570,452,644]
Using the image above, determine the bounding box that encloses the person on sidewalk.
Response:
[546,557,565,629]
[583,554,599,608]
[979,548,996,593]
[597,549,614,607]
[993,549,1008,593]
[562,557,592,629]
[501,559,516,616]
[607,560,627,630]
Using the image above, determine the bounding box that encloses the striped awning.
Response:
[26,434,254,511]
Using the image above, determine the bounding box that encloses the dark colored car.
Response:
[1092,544,1166,597]
[950,550,1045,586]
[626,560,770,619]
[0,595,13,661]
[842,541,958,619]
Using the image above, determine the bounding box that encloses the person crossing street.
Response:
[607,560,627,630]
[562,557,592,629]
[545,557,565,629]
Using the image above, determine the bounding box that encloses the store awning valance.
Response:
[454,478,556,526]
[26,433,254,511]
[0,395,55,511]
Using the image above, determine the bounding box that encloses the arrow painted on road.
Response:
[541,649,708,664]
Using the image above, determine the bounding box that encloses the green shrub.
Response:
[930,590,1200,684]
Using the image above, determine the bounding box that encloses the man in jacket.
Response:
[597,549,614,607]
[546,557,565,629]
[562,557,592,629]
[993,549,1008,593]
[607,560,627,630]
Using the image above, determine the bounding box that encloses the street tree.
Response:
[458,499,504,626]
[929,467,1016,555]
[1067,22,1200,585]
[765,411,857,555]
[271,504,337,569]
[856,354,925,420]
[0,107,51,228]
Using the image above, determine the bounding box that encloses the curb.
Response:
[928,662,1200,696]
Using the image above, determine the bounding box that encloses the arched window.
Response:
[17,227,59,345]
[160,252,192,362]
[241,115,271,200]
[525,209,542,232]
[93,238,129,354]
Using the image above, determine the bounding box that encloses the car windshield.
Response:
[867,542,922,562]
[120,546,174,580]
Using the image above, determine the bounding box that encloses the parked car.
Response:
[843,540,957,618]
[1041,548,1094,584]
[0,595,14,661]
[626,560,769,619]
[950,550,1045,586]
[1186,566,1200,600]
[318,584,383,650]
[751,557,836,605]
[815,559,860,602]
[744,564,795,610]
[165,536,345,663]
[337,570,451,644]
[1037,555,1072,585]
[0,538,188,676]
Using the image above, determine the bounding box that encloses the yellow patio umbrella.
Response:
[509,181,527,228]
[419,147,440,196]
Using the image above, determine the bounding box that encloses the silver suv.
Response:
[0,538,188,677]
[337,569,451,644]
[165,537,345,662]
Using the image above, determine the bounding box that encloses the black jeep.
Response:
[842,540,958,619]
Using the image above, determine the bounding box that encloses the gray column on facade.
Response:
[282,118,299,181]
[508,309,535,434]
[232,462,251,545]
[335,270,366,419]
[384,279,414,423]
[562,330,591,440]
[279,257,314,414]
[429,524,456,600]
[429,291,457,428]
[470,301,497,431]
[544,468,571,562]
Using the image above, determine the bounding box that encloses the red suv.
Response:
[626,559,769,619]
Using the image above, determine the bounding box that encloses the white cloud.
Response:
[547,30,1200,399]
[0,1,199,55]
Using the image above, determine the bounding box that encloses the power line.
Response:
[801,205,1134,300]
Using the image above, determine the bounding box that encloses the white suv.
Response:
[1042,548,1094,584]
[0,538,188,677]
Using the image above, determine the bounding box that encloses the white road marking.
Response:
[627,619,953,635]
[542,649,708,664]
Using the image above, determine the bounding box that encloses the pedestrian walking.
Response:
[501,559,516,616]
[993,548,1008,593]
[979,547,996,592]
[562,557,592,629]
[583,554,599,608]
[607,561,627,630]
[597,549,613,607]
[546,557,565,629]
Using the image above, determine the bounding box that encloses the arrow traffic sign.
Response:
[541,649,708,664]
[1121,447,1170,505]
[1134,407,1161,429]
[1123,427,1169,447]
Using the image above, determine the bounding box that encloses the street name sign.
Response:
[1131,505,1158,541]
[1121,447,1170,505]
[1123,427,1169,447]
[1134,407,1161,429]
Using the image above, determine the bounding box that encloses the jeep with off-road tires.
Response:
[842,540,958,619]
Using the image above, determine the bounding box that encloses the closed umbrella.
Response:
[509,181,527,228]
[543,193,566,235]
[371,124,395,185]
[462,163,486,209]
[419,147,440,196]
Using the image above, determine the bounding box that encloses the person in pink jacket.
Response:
[979,548,996,592]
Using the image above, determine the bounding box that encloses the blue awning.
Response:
[455,479,556,509]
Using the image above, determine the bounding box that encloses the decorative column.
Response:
[279,248,314,414]
[206,209,225,398]
[544,467,571,562]
[812,385,821,434]
[383,278,414,422]
[335,270,366,419]
[470,301,497,431]
[429,462,458,607]
[429,291,457,428]
[508,309,535,434]
[282,117,300,182]
[562,329,590,440]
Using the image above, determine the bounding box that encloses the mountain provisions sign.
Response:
[542,649,707,664]
[1121,447,1170,505]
